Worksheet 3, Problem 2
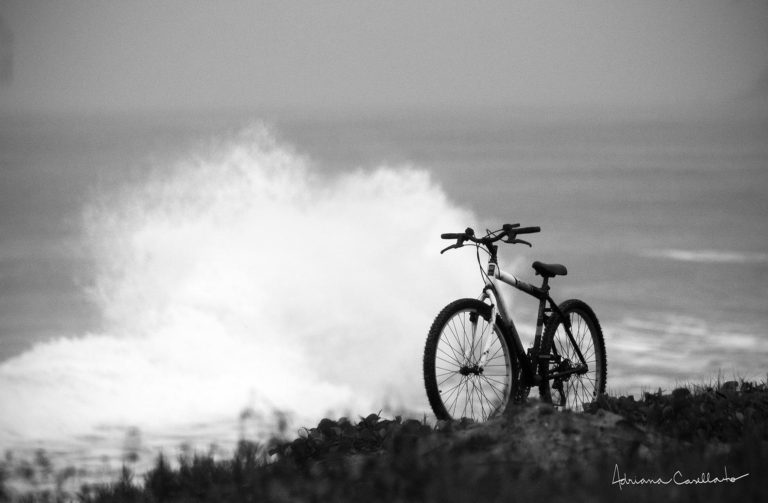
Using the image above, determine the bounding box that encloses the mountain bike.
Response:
[423,224,607,422]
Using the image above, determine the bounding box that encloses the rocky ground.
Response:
[3,381,767,502]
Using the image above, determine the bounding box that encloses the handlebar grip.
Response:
[441,233,465,240]
[514,226,540,234]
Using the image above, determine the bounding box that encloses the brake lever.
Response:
[512,238,532,247]
[440,237,466,254]
[440,243,461,254]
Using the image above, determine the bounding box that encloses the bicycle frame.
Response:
[477,250,589,387]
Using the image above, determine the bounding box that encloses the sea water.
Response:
[0,106,766,483]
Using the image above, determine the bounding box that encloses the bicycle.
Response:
[423,224,607,422]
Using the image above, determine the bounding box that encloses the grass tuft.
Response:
[3,378,767,502]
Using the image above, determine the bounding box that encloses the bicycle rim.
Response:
[432,307,513,421]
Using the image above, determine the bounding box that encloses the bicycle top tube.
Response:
[488,261,548,301]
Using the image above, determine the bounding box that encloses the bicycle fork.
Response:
[462,307,495,370]
[466,289,501,370]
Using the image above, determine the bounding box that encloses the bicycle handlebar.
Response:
[508,225,541,235]
[440,223,540,253]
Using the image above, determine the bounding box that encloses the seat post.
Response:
[540,275,550,292]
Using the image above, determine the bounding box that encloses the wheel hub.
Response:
[459,364,483,376]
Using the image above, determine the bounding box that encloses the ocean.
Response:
[1,105,767,484]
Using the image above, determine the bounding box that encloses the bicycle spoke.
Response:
[435,360,460,374]
[444,377,467,415]
[437,372,459,388]
[436,348,461,368]
[440,377,464,398]
[445,319,467,362]
[441,336,464,370]
[470,380,483,419]
[485,340,504,362]
[478,381,496,420]
[478,375,505,402]
[480,374,508,387]
[476,379,493,419]
[435,369,459,380]
[462,380,472,418]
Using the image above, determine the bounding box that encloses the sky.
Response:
[0,0,767,114]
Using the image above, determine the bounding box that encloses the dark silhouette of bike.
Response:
[423,224,607,421]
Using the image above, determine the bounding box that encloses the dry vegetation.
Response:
[2,379,767,502]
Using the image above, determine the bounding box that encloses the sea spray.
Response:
[0,124,479,447]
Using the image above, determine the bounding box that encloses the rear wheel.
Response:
[423,298,518,421]
[539,299,606,410]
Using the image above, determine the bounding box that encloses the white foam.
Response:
[0,124,480,446]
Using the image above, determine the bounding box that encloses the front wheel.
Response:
[539,299,607,410]
[423,298,519,422]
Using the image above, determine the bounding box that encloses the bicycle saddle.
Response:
[532,261,567,278]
